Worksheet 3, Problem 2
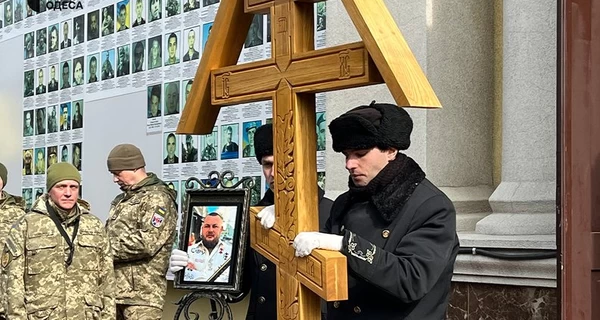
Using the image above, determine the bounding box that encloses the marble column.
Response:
[475,0,557,237]
[425,0,495,231]
[324,0,496,234]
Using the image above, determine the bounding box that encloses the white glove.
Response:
[256,205,276,229]
[292,232,343,257]
[169,249,189,273]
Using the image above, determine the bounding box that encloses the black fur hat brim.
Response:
[254,123,273,164]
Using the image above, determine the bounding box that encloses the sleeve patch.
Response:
[151,207,166,228]
[2,249,13,268]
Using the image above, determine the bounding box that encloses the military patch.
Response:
[151,207,166,228]
[1,250,12,268]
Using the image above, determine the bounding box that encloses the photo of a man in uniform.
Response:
[101,49,115,80]
[47,105,58,133]
[36,68,46,95]
[35,108,46,135]
[60,61,71,89]
[316,112,326,151]
[23,70,34,97]
[47,146,58,168]
[181,135,198,163]
[182,28,199,62]
[116,45,130,77]
[60,20,71,48]
[48,64,58,92]
[23,110,33,137]
[183,0,198,12]
[102,5,114,36]
[36,27,47,56]
[24,31,34,59]
[242,121,260,158]
[48,24,59,53]
[163,132,179,164]
[184,209,234,283]
[200,127,217,161]
[4,0,13,26]
[60,103,71,131]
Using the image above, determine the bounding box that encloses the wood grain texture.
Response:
[341,0,442,108]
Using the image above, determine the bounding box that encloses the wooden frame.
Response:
[174,187,251,294]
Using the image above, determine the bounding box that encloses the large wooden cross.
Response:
[177,0,441,319]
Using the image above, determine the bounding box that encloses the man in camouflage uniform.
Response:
[1,162,115,319]
[105,144,178,320]
[0,162,27,320]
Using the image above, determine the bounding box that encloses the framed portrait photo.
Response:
[174,186,251,293]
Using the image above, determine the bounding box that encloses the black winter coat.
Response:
[244,187,333,320]
[325,155,459,320]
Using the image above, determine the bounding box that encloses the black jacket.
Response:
[325,155,459,320]
[244,187,333,320]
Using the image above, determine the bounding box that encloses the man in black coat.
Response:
[169,123,332,320]
[293,102,459,320]
[242,123,332,320]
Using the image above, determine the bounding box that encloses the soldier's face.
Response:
[0,176,4,191]
[247,128,255,145]
[74,62,82,83]
[48,180,79,210]
[136,1,142,17]
[168,37,177,58]
[261,155,274,190]
[167,136,176,156]
[112,170,138,189]
[202,215,223,243]
[90,60,97,75]
[151,95,160,115]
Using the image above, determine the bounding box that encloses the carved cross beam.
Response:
[177,0,441,319]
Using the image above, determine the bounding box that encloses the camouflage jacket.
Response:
[0,191,27,318]
[1,194,115,320]
[105,173,177,309]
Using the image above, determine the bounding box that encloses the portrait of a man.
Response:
[183,79,193,104]
[133,40,145,73]
[23,31,34,59]
[101,49,115,80]
[47,105,58,133]
[184,208,235,283]
[116,45,130,77]
[148,35,162,69]
[182,135,198,163]
[72,142,82,171]
[34,148,45,175]
[164,81,180,115]
[164,132,179,164]
[220,124,239,160]
[117,1,129,31]
[4,0,13,26]
[72,101,83,129]
[88,54,99,83]
[147,84,161,118]
[149,0,161,22]
[183,27,199,62]
[35,108,46,135]
[23,70,34,97]
[132,0,145,27]
[242,121,260,158]
[23,110,33,137]
[244,14,263,48]
[102,5,114,36]
[60,20,71,49]
[22,150,33,176]
[36,28,47,56]
[164,32,180,65]
[88,10,100,40]
[47,146,58,168]
[73,14,85,45]
[60,144,69,163]
[59,103,71,131]
[72,56,84,86]
[165,0,180,17]
[48,64,59,92]
[200,127,218,161]
[36,68,46,95]
[60,61,71,89]
[48,24,59,53]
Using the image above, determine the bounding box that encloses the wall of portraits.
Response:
[0,0,328,274]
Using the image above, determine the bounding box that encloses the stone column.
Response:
[324,1,496,234]
[475,0,557,238]
[425,0,496,231]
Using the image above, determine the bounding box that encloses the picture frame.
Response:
[174,174,253,294]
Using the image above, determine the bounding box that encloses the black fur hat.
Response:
[329,101,413,152]
[254,123,273,164]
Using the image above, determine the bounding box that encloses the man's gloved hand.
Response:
[292,232,343,257]
[256,205,275,229]
[169,249,189,273]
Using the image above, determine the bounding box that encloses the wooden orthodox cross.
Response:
[177,0,441,319]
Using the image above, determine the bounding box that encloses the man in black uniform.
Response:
[293,102,459,320]
[170,123,332,319]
